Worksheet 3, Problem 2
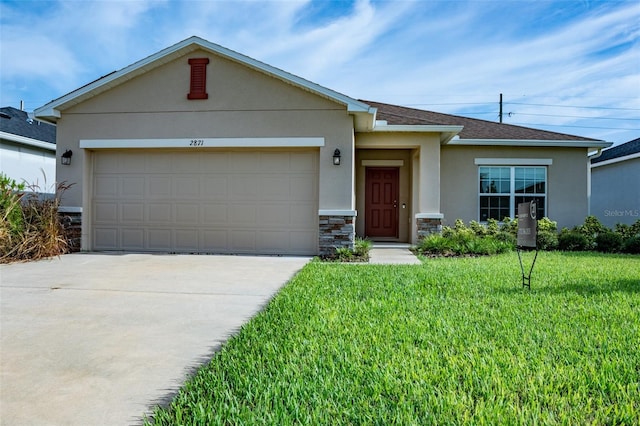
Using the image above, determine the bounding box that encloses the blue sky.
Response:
[1,0,638,145]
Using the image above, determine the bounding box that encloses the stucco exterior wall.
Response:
[54,49,354,211]
[590,157,640,227]
[440,145,590,230]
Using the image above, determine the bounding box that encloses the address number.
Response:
[190,139,204,146]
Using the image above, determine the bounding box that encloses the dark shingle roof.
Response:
[362,100,600,141]
[591,138,640,163]
[0,107,56,144]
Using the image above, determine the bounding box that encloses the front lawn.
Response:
[147,252,640,425]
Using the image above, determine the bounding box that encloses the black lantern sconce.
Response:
[61,150,73,165]
[332,149,341,166]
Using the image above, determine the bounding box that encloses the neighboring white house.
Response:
[590,138,640,227]
[0,106,57,190]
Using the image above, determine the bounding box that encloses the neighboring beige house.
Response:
[35,36,611,255]
[590,138,640,228]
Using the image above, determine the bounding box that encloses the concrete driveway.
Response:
[0,253,309,425]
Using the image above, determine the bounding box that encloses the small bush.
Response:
[537,230,559,251]
[354,238,372,258]
[621,236,640,254]
[595,231,623,253]
[558,231,590,251]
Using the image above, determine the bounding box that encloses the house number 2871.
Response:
[189,139,204,146]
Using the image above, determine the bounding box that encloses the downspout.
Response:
[586,148,603,216]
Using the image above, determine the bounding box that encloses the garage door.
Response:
[91,149,318,254]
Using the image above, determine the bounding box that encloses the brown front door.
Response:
[365,167,399,238]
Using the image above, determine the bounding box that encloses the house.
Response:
[1,106,56,190]
[34,36,611,256]
[590,138,640,227]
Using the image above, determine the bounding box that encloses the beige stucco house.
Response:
[35,36,611,255]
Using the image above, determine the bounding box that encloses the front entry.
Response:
[365,167,399,239]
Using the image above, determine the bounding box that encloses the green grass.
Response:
[147,252,640,425]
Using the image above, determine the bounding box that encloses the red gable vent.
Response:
[187,58,209,100]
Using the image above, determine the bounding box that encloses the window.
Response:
[479,166,546,221]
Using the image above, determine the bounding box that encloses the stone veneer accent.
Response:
[59,211,82,252]
[416,217,442,240]
[318,215,355,256]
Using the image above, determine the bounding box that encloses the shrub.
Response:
[577,215,605,249]
[0,174,26,238]
[595,231,623,253]
[621,236,640,254]
[537,230,559,251]
[354,238,372,258]
[537,217,558,233]
[558,231,589,251]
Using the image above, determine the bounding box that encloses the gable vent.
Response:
[187,58,209,100]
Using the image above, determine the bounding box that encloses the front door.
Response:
[365,167,399,239]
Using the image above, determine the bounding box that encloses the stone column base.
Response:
[318,214,355,256]
[416,216,442,240]
[59,211,82,252]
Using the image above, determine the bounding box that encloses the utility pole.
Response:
[499,93,503,123]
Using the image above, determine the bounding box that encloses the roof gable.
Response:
[35,36,374,123]
[0,107,56,144]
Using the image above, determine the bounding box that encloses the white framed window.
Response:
[478,166,547,221]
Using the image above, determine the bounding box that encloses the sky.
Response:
[1,0,639,146]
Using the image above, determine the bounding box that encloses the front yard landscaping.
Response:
[147,252,639,425]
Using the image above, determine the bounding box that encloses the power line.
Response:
[506,112,640,121]
[505,102,640,111]
[509,122,640,131]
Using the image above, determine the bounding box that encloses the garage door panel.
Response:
[121,203,144,222]
[203,230,228,250]
[145,153,172,173]
[121,229,144,249]
[94,177,118,197]
[148,229,171,250]
[174,177,200,198]
[147,203,172,223]
[202,176,228,197]
[175,204,200,224]
[230,176,259,199]
[148,177,172,198]
[95,203,118,222]
[231,230,257,251]
[94,228,117,250]
[92,149,318,254]
[175,230,199,251]
[121,177,145,198]
[260,176,291,199]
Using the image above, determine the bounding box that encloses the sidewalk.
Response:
[368,243,421,265]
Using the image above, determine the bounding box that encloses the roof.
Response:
[364,100,603,142]
[34,36,375,129]
[591,138,640,164]
[0,107,56,145]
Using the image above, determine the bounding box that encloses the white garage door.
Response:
[91,149,318,254]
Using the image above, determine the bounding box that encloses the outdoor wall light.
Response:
[333,149,341,166]
[61,150,73,165]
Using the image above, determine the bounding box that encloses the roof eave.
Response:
[369,124,463,143]
[0,131,56,151]
[447,139,613,148]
